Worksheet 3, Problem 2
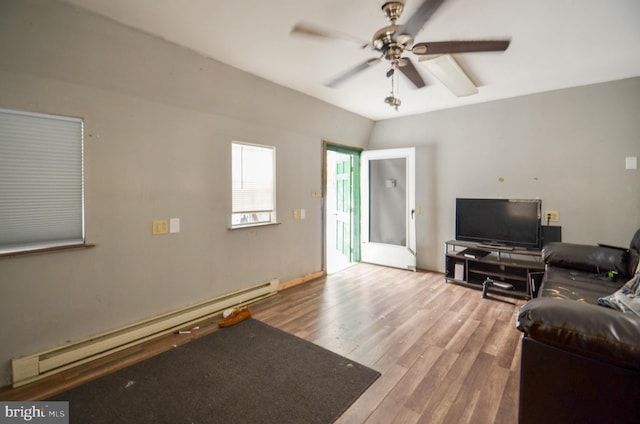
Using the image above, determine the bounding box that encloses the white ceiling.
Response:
[62,0,640,121]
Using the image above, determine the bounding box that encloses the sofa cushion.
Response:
[540,267,624,304]
[543,242,630,278]
[598,263,640,317]
[517,297,640,370]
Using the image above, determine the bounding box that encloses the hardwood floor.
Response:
[1,263,525,423]
[251,263,525,424]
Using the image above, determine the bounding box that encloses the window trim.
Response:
[230,141,278,229]
[0,242,95,259]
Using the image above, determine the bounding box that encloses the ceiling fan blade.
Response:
[291,23,369,49]
[326,58,381,88]
[397,0,446,40]
[399,58,426,88]
[412,40,511,55]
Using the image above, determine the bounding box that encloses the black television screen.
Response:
[456,198,542,249]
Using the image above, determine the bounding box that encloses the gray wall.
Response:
[370,78,640,271]
[0,0,373,386]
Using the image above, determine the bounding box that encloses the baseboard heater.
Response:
[12,278,278,388]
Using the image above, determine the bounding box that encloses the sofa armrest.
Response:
[516,297,640,370]
[543,242,629,277]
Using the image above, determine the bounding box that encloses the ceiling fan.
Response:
[291,0,511,109]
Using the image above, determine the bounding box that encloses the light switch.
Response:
[300,209,306,220]
[169,218,180,233]
[626,156,638,170]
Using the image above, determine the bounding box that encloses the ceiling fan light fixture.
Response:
[385,61,402,110]
[384,96,401,108]
[419,54,478,97]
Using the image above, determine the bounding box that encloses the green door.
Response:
[335,155,352,258]
[326,146,360,273]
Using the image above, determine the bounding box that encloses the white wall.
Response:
[370,78,640,271]
[0,0,373,386]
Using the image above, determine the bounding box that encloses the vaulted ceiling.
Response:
[63,0,640,120]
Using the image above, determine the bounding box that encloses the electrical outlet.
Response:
[152,220,169,235]
[545,211,559,223]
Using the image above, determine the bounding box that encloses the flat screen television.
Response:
[455,198,542,249]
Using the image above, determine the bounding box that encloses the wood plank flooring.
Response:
[1,263,525,423]
[251,263,525,424]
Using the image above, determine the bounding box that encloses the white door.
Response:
[361,148,416,271]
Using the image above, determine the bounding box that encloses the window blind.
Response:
[0,108,84,254]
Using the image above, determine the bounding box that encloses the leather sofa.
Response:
[516,229,640,424]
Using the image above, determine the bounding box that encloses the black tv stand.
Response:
[445,240,544,299]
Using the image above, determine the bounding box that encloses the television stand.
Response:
[445,240,544,299]
[479,243,514,251]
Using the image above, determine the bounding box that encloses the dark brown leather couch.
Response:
[516,229,640,424]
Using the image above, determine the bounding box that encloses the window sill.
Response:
[0,243,96,259]
[229,222,281,230]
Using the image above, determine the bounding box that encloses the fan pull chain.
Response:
[385,63,401,110]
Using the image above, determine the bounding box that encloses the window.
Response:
[0,108,84,255]
[231,141,276,228]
